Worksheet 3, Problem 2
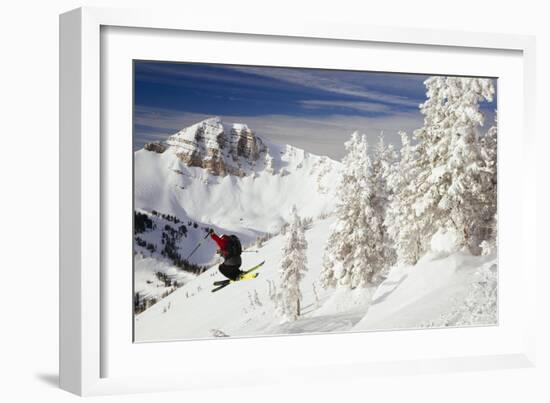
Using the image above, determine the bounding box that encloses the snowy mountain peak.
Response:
[163,117,266,177]
[166,116,224,154]
[232,122,249,131]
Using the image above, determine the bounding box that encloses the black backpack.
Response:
[225,235,242,258]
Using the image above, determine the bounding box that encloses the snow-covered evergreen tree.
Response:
[321,132,395,289]
[320,132,369,288]
[478,113,498,251]
[277,205,308,321]
[386,131,425,265]
[319,251,336,288]
[401,77,496,258]
[265,153,275,174]
[370,135,398,279]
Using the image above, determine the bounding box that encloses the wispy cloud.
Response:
[224,66,425,107]
[136,62,426,111]
[300,99,396,114]
[136,63,291,94]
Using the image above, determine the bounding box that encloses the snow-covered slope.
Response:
[135,213,496,341]
[135,215,367,342]
[134,254,197,311]
[353,251,497,331]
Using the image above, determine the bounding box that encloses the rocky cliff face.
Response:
[144,142,167,154]
[163,117,266,177]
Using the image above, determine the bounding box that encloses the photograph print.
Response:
[133,61,498,342]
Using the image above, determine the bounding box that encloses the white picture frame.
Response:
[59,6,537,396]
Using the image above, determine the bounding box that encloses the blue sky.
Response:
[134,61,496,160]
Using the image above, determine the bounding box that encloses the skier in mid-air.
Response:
[209,229,244,281]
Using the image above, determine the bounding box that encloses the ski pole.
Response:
[242,250,259,253]
[185,232,211,261]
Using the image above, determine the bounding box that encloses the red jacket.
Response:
[211,233,229,257]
